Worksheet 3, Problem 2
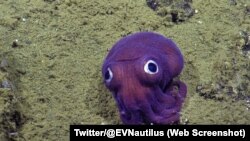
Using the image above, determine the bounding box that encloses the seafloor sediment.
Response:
[0,0,250,140]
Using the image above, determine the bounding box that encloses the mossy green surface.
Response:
[0,0,250,140]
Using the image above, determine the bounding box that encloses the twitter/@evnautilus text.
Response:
[70,125,249,140]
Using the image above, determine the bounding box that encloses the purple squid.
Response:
[102,32,187,124]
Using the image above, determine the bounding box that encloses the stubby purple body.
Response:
[102,32,187,124]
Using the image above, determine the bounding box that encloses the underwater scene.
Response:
[0,0,250,140]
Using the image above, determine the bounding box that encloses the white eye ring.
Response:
[144,60,158,74]
[104,67,113,83]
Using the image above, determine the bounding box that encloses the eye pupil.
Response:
[148,63,157,72]
[104,68,113,83]
[144,60,158,74]
[105,71,110,80]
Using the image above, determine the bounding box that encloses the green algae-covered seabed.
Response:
[0,0,250,140]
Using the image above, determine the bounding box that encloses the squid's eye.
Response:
[144,60,158,74]
[104,68,113,83]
